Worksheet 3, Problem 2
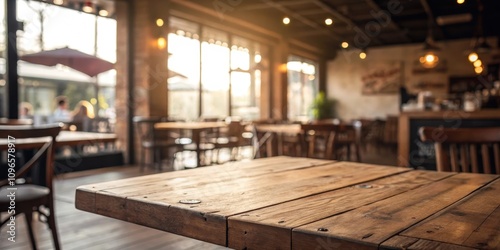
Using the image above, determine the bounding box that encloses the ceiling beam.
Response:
[364,0,412,43]
[419,0,445,40]
[241,0,313,11]
[260,0,342,43]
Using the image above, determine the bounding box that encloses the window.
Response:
[287,56,319,121]
[168,16,267,121]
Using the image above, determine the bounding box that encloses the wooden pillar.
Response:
[147,0,170,117]
[5,0,19,119]
[271,39,289,121]
[115,0,171,164]
[115,0,132,163]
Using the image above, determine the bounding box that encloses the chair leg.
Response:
[47,202,61,250]
[25,212,38,250]
[139,146,145,172]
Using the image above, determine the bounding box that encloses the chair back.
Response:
[301,123,360,160]
[0,124,62,190]
[252,125,273,158]
[419,127,500,174]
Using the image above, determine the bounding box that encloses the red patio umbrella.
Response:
[19,47,114,77]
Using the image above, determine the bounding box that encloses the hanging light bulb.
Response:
[157,37,166,50]
[359,50,367,59]
[474,66,483,74]
[420,51,439,68]
[419,16,440,69]
[341,42,349,48]
[82,1,93,13]
[283,17,290,25]
[468,52,479,62]
[473,59,482,67]
[98,9,109,17]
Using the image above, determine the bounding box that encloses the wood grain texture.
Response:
[76,159,406,247]
[292,173,496,249]
[227,171,452,250]
[75,157,500,249]
[401,178,500,249]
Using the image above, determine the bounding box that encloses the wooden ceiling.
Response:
[185,0,500,55]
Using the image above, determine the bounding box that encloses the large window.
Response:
[0,0,117,123]
[287,56,319,121]
[168,16,266,121]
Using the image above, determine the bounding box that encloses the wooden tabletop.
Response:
[0,131,116,150]
[154,121,227,130]
[75,157,499,249]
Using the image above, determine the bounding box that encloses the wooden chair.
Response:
[133,116,186,170]
[419,127,500,174]
[301,123,361,161]
[0,124,63,250]
[211,120,252,163]
[252,125,274,159]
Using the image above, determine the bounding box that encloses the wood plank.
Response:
[227,171,453,250]
[76,157,331,211]
[381,236,478,250]
[81,161,408,246]
[379,235,419,249]
[494,144,500,174]
[470,144,479,173]
[291,173,497,249]
[481,144,491,174]
[77,156,330,192]
[400,178,500,249]
[125,162,409,246]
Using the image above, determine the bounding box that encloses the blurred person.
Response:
[19,102,34,119]
[71,101,95,131]
[53,96,72,122]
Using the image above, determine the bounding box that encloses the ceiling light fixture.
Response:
[359,50,367,59]
[457,0,465,4]
[325,18,333,26]
[468,52,478,62]
[419,13,440,68]
[341,42,349,48]
[283,17,290,25]
[468,1,492,61]
[98,9,109,17]
[156,19,164,27]
[82,1,93,13]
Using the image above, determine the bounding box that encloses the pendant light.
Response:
[468,0,491,62]
[419,15,440,69]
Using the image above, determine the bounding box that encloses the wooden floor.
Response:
[0,146,396,250]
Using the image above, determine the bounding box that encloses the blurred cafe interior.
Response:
[1,0,500,249]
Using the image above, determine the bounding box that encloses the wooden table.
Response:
[254,124,302,156]
[155,121,227,167]
[75,156,500,249]
[0,131,117,150]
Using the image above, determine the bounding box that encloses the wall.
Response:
[327,38,497,121]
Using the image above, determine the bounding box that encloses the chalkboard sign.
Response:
[408,118,500,170]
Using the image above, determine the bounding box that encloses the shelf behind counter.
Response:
[398,109,500,169]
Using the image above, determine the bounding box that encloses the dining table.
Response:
[154,121,227,167]
[0,131,117,150]
[75,156,499,249]
[254,124,302,156]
